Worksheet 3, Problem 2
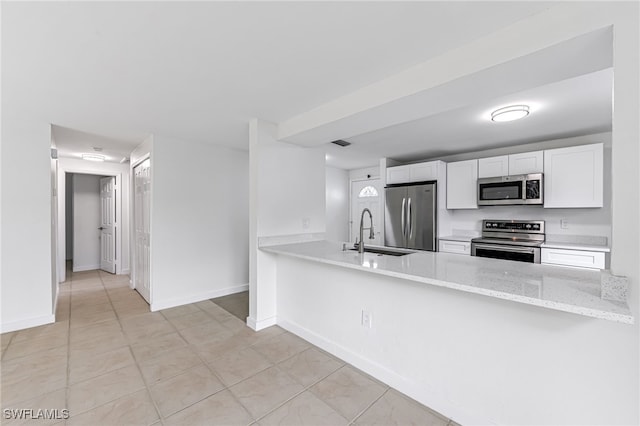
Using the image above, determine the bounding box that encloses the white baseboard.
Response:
[1,314,56,333]
[72,264,100,272]
[150,283,249,312]
[278,318,489,426]
[246,315,277,331]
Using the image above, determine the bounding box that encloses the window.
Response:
[358,186,379,198]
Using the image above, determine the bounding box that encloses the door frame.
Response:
[57,168,124,284]
[349,177,384,244]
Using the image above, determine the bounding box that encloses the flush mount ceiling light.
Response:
[491,105,530,122]
[82,153,105,162]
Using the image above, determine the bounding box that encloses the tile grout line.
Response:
[64,276,75,420]
[348,387,390,425]
[164,306,258,424]
[65,271,151,421]
[248,347,346,424]
[101,271,165,425]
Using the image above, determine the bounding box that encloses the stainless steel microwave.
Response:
[477,173,543,206]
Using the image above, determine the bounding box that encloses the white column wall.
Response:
[248,119,326,330]
[148,135,249,311]
[0,116,54,332]
[325,166,349,242]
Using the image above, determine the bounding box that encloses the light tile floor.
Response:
[1,269,458,426]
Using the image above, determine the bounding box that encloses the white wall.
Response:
[149,135,249,310]
[348,166,379,181]
[442,133,612,240]
[1,115,54,332]
[72,174,101,272]
[57,158,131,282]
[65,173,73,260]
[325,166,349,242]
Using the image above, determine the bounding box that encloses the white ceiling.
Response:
[52,126,138,164]
[3,1,560,164]
[328,68,612,168]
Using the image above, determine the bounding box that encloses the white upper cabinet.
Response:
[544,143,603,208]
[478,151,543,178]
[387,161,443,184]
[478,156,509,178]
[508,151,544,175]
[411,161,441,182]
[386,165,411,185]
[447,159,478,209]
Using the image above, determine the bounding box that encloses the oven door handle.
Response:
[472,243,536,254]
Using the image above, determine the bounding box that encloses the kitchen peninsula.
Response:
[262,240,632,324]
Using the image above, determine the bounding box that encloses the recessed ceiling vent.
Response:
[330,139,351,147]
[93,147,103,152]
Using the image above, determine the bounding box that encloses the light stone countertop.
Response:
[438,235,475,243]
[540,242,611,252]
[261,240,633,325]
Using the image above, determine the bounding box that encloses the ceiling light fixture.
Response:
[82,153,105,162]
[491,105,530,122]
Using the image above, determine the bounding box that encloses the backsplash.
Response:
[449,205,611,243]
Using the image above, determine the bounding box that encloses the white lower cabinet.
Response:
[438,239,470,255]
[541,248,605,269]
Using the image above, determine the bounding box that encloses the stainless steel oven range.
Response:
[471,220,545,264]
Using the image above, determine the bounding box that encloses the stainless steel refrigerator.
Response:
[384,182,437,251]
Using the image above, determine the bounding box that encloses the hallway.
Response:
[1,270,454,425]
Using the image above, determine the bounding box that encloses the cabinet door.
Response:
[544,143,603,208]
[410,161,439,182]
[386,165,411,185]
[509,151,543,175]
[541,248,605,269]
[446,159,478,209]
[478,155,509,178]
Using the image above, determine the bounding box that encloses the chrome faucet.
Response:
[356,208,375,254]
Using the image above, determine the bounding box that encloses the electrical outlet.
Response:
[361,310,372,328]
[302,217,311,229]
[560,219,569,229]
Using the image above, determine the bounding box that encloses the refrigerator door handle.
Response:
[408,197,413,239]
[401,197,406,238]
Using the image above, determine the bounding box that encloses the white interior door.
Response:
[350,179,382,245]
[134,159,151,303]
[99,177,116,274]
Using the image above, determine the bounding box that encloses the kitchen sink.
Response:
[348,246,413,256]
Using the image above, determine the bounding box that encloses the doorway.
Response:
[66,173,114,273]
[58,168,127,284]
[350,178,383,245]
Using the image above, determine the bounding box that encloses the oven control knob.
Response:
[526,224,531,229]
